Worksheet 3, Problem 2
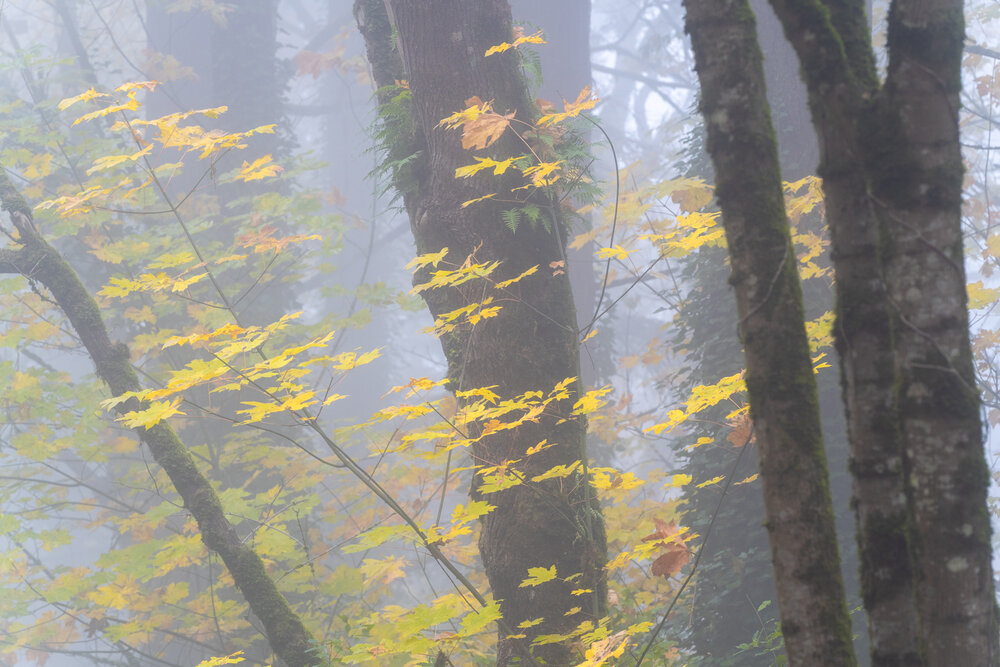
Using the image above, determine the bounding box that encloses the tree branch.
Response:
[0,169,322,667]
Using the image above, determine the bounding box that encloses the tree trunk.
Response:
[683,1,858,664]
[879,3,995,662]
[355,1,607,664]
[765,0,998,663]
[508,0,599,384]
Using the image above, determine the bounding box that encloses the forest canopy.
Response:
[0,1,999,666]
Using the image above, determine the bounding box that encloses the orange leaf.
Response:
[642,517,677,543]
[726,412,754,447]
[462,110,514,150]
[651,547,690,579]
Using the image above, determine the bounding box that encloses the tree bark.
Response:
[763,2,922,663]
[683,1,857,664]
[508,0,599,381]
[765,0,998,663]
[880,3,995,663]
[355,1,606,665]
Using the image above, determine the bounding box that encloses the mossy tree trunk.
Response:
[355,1,607,665]
[687,0,998,663]
[765,0,998,664]
[683,1,858,664]
[0,173,320,667]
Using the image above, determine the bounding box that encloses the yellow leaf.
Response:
[450,500,495,525]
[455,156,516,179]
[666,474,692,487]
[696,475,726,488]
[360,556,408,587]
[462,193,497,208]
[115,81,159,94]
[384,376,449,397]
[119,399,186,429]
[239,154,283,182]
[595,245,633,261]
[148,251,196,269]
[484,29,546,56]
[581,630,630,666]
[405,247,449,270]
[968,280,1000,309]
[572,386,612,415]
[73,95,141,125]
[194,652,245,667]
[520,160,563,186]
[87,145,154,175]
[531,461,580,482]
[605,551,631,571]
[23,153,54,180]
[519,565,557,588]
[494,264,538,289]
[591,468,644,491]
[537,86,599,126]
[88,579,138,609]
[58,87,104,110]
[236,401,282,424]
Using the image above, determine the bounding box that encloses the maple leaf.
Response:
[461,192,497,208]
[595,244,633,261]
[494,264,538,289]
[438,96,515,150]
[519,565,557,588]
[404,247,449,270]
[581,630,630,666]
[641,518,691,579]
[360,556,408,587]
[650,548,690,578]
[726,412,754,447]
[73,94,141,126]
[295,49,339,79]
[968,280,1000,309]
[520,160,563,186]
[194,653,245,667]
[461,109,515,150]
[58,87,105,110]
[641,517,679,544]
[236,225,320,253]
[115,81,159,94]
[238,154,283,182]
[537,85,599,126]
[454,156,516,178]
[119,399,186,429]
[484,29,546,57]
[670,179,715,212]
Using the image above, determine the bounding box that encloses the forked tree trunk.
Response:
[355,1,607,664]
[683,1,858,664]
[764,0,998,663]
